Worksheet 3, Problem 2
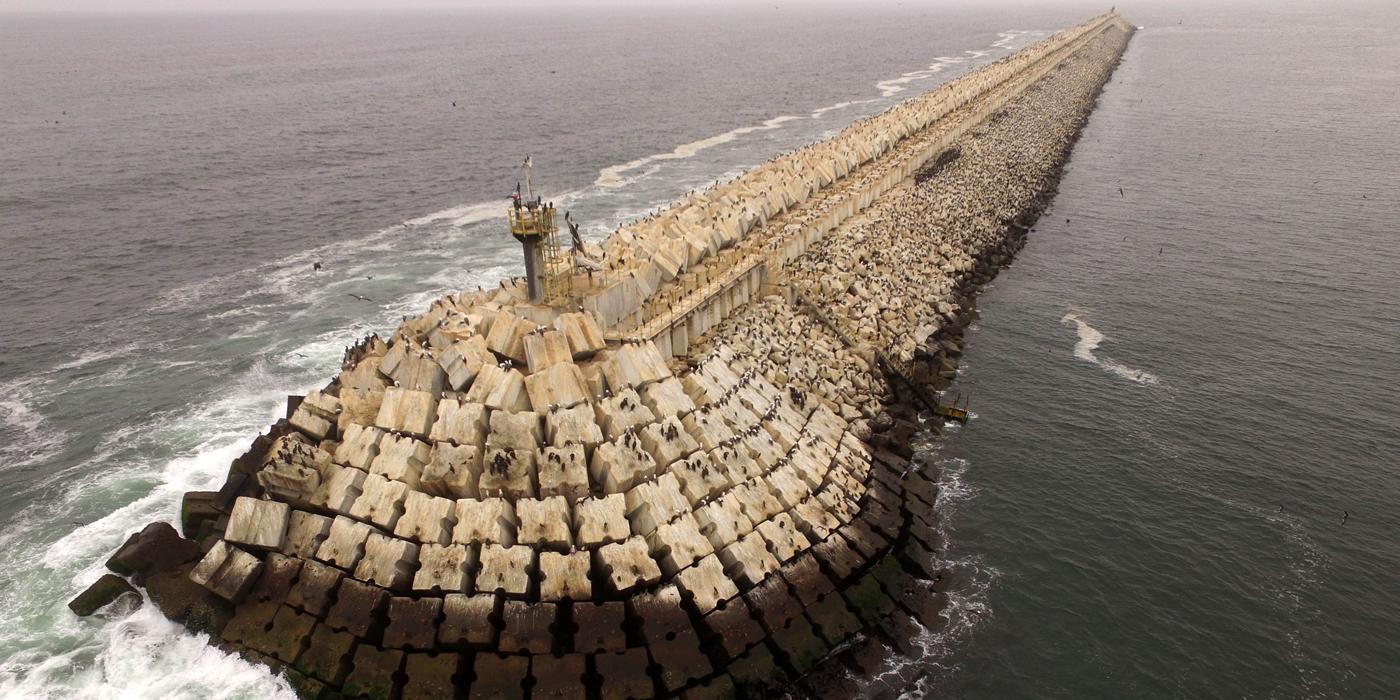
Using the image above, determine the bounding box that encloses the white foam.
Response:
[0,380,72,469]
[1061,312,1161,385]
[593,115,802,189]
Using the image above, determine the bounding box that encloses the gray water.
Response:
[1,1,1397,697]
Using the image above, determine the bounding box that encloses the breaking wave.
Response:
[1061,312,1161,385]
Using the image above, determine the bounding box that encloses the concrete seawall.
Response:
[83,13,1135,699]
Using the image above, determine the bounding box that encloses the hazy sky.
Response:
[3,0,989,13]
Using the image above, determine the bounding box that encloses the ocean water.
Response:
[0,0,1396,697]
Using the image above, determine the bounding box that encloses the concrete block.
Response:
[719,531,780,588]
[368,434,432,489]
[553,311,606,358]
[374,387,437,437]
[334,423,385,470]
[624,472,689,535]
[294,624,355,686]
[538,550,591,601]
[189,540,262,602]
[349,473,410,531]
[524,362,589,412]
[694,494,754,551]
[315,515,374,570]
[594,388,655,440]
[451,497,517,546]
[412,543,475,594]
[428,398,488,447]
[281,510,333,559]
[324,578,389,639]
[741,430,785,472]
[286,559,342,616]
[791,495,842,542]
[464,363,530,413]
[544,403,603,452]
[438,335,492,391]
[290,390,340,441]
[640,376,696,419]
[353,532,419,592]
[476,543,534,597]
[470,654,529,699]
[531,653,588,700]
[342,644,404,700]
[478,446,536,499]
[589,432,657,494]
[438,593,498,647]
[595,648,652,700]
[537,444,589,501]
[756,513,811,564]
[403,652,461,698]
[573,601,627,653]
[647,513,714,575]
[767,465,811,510]
[386,345,447,396]
[421,443,481,498]
[393,491,456,545]
[594,536,662,594]
[484,310,533,364]
[684,409,735,452]
[516,496,573,550]
[674,553,739,615]
[522,330,572,374]
[383,596,441,650]
[499,600,557,655]
[668,450,732,505]
[639,415,700,469]
[573,494,630,547]
[311,464,367,515]
[224,496,289,551]
[485,410,543,451]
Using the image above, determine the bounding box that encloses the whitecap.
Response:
[593,115,803,189]
[1061,312,1161,385]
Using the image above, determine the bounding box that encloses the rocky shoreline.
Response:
[77,14,1133,700]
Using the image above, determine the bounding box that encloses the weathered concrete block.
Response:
[315,515,374,570]
[464,363,530,413]
[342,644,404,700]
[499,600,557,654]
[438,334,491,391]
[530,653,588,700]
[731,479,784,525]
[537,443,589,501]
[374,387,438,437]
[516,496,573,550]
[478,446,536,499]
[469,653,529,699]
[451,497,517,546]
[624,472,689,536]
[594,536,661,594]
[767,465,812,511]
[523,329,572,374]
[324,576,389,639]
[628,583,690,643]
[553,311,606,358]
[393,491,456,545]
[595,648,652,700]
[335,423,385,470]
[647,513,714,576]
[594,388,655,440]
[224,497,289,551]
[572,494,629,547]
[791,495,842,542]
[383,596,441,650]
[428,398,488,447]
[588,432,657,494]
[674,553,739,615]
[289,390,341,441]
[286,559,342,616]
[524,361,589,412]
[68,574,138,617]
[484,309,534,364]
[544,402,604,452]
[249,551,302,602]
[412,543,474,594]
[640,376,696,419]
[476,543,534,597]
[756,513,811,564]
[639,415,701,469]
[684,409,735,452]
[354,532,419,592]
[538,550,591,601]
[349,473,410,531]
[293,624,355,687]
[668,450,732,505]
[189,540,262,602]
[368,433,432,489]
[694,493,755,551]
[403,652,461,698]
[421,443,481,498]
[310,464,366,515]
[485,410,543,452]
[438,592,498,647]
[573,601,627,653]
[719,531,781,588]
[741,430,785,472]
[106,521,201,579]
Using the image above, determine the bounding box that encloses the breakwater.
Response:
[79,12,1134,699]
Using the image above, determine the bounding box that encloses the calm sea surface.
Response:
[1,1,1396,697]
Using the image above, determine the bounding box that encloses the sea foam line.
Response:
[1061,312,1161,385]
[593,115,804,189]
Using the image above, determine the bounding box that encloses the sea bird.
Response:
[348,293,373,302]
[1342,510,1350,524]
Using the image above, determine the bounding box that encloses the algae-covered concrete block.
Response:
[639,415,700,469]
[393,491,456,545]
[485,410,543,452]
[421,443,482,498]
[334,423,385,470]
[282,510,333,559]
[412,543,475,594]
[594,536,661,594]
[451,497,517,546]
[537,444,589,501]
[624,472,689,536]
[315,515,374,571]
[538,550,591,601]
[524,362,589,412]
[516,496,573,550]
[369,433,432,489]
[573,494,630,548]
[479,446,537,499]
[646,513,714,576]
[349,473,410,531]
[428,398,488,447]
[374,387,437,437]
[190,540,263,602]
[353,532,419,592]
[311,464,367,515]
[545,403,604,451]
[674,553,739,615]
[589,433,657,494]
[476,543,534,597]
[224,496,289,551]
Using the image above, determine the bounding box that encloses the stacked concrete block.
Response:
[334,424,385,470]
[544,403,604,453]
[694,494,755,551]
[538,550,592,601]
[683,409,736,452]
[476,543,534,596]
[428,398,488,447]
[522,330,572,374]
[646,514,714,576]
[553,312,607,358]
[638,416,700,469]
[420,443,482,498]
[669,451,732,505]
[594,536,662,594]
[369,434,432,489]
[413,543,474,594]
[594,388,655,440]
[484,310,535,365]
[479,446,537,499]
[190,541,263,602]
[290,390,341,441]
[282,510,333,559]
[485,410,543,452]
[639,377,696,419]
[452,498,517,546]
[393,491,456,545]
[537,444,589,501]
[624,473,689,536]
[349,473,410,531]
[524,362,589,412]
[465,364,530,413]
[589,432,658,494]
[437,335,492,391]
[311,464,367,515]
[516,496,573,550]
[354,532,419,591]
[225,497,290,551]
[315,516,375,571]
[374,387,437,437]
[573,494,630,547]
[756,513,811,564]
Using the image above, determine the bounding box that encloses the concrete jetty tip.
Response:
[81,12,1134,699]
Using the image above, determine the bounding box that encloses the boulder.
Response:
[105,522,201,581]
[68,573,140,617]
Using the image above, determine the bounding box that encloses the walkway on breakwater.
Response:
[78,12,1135,700]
